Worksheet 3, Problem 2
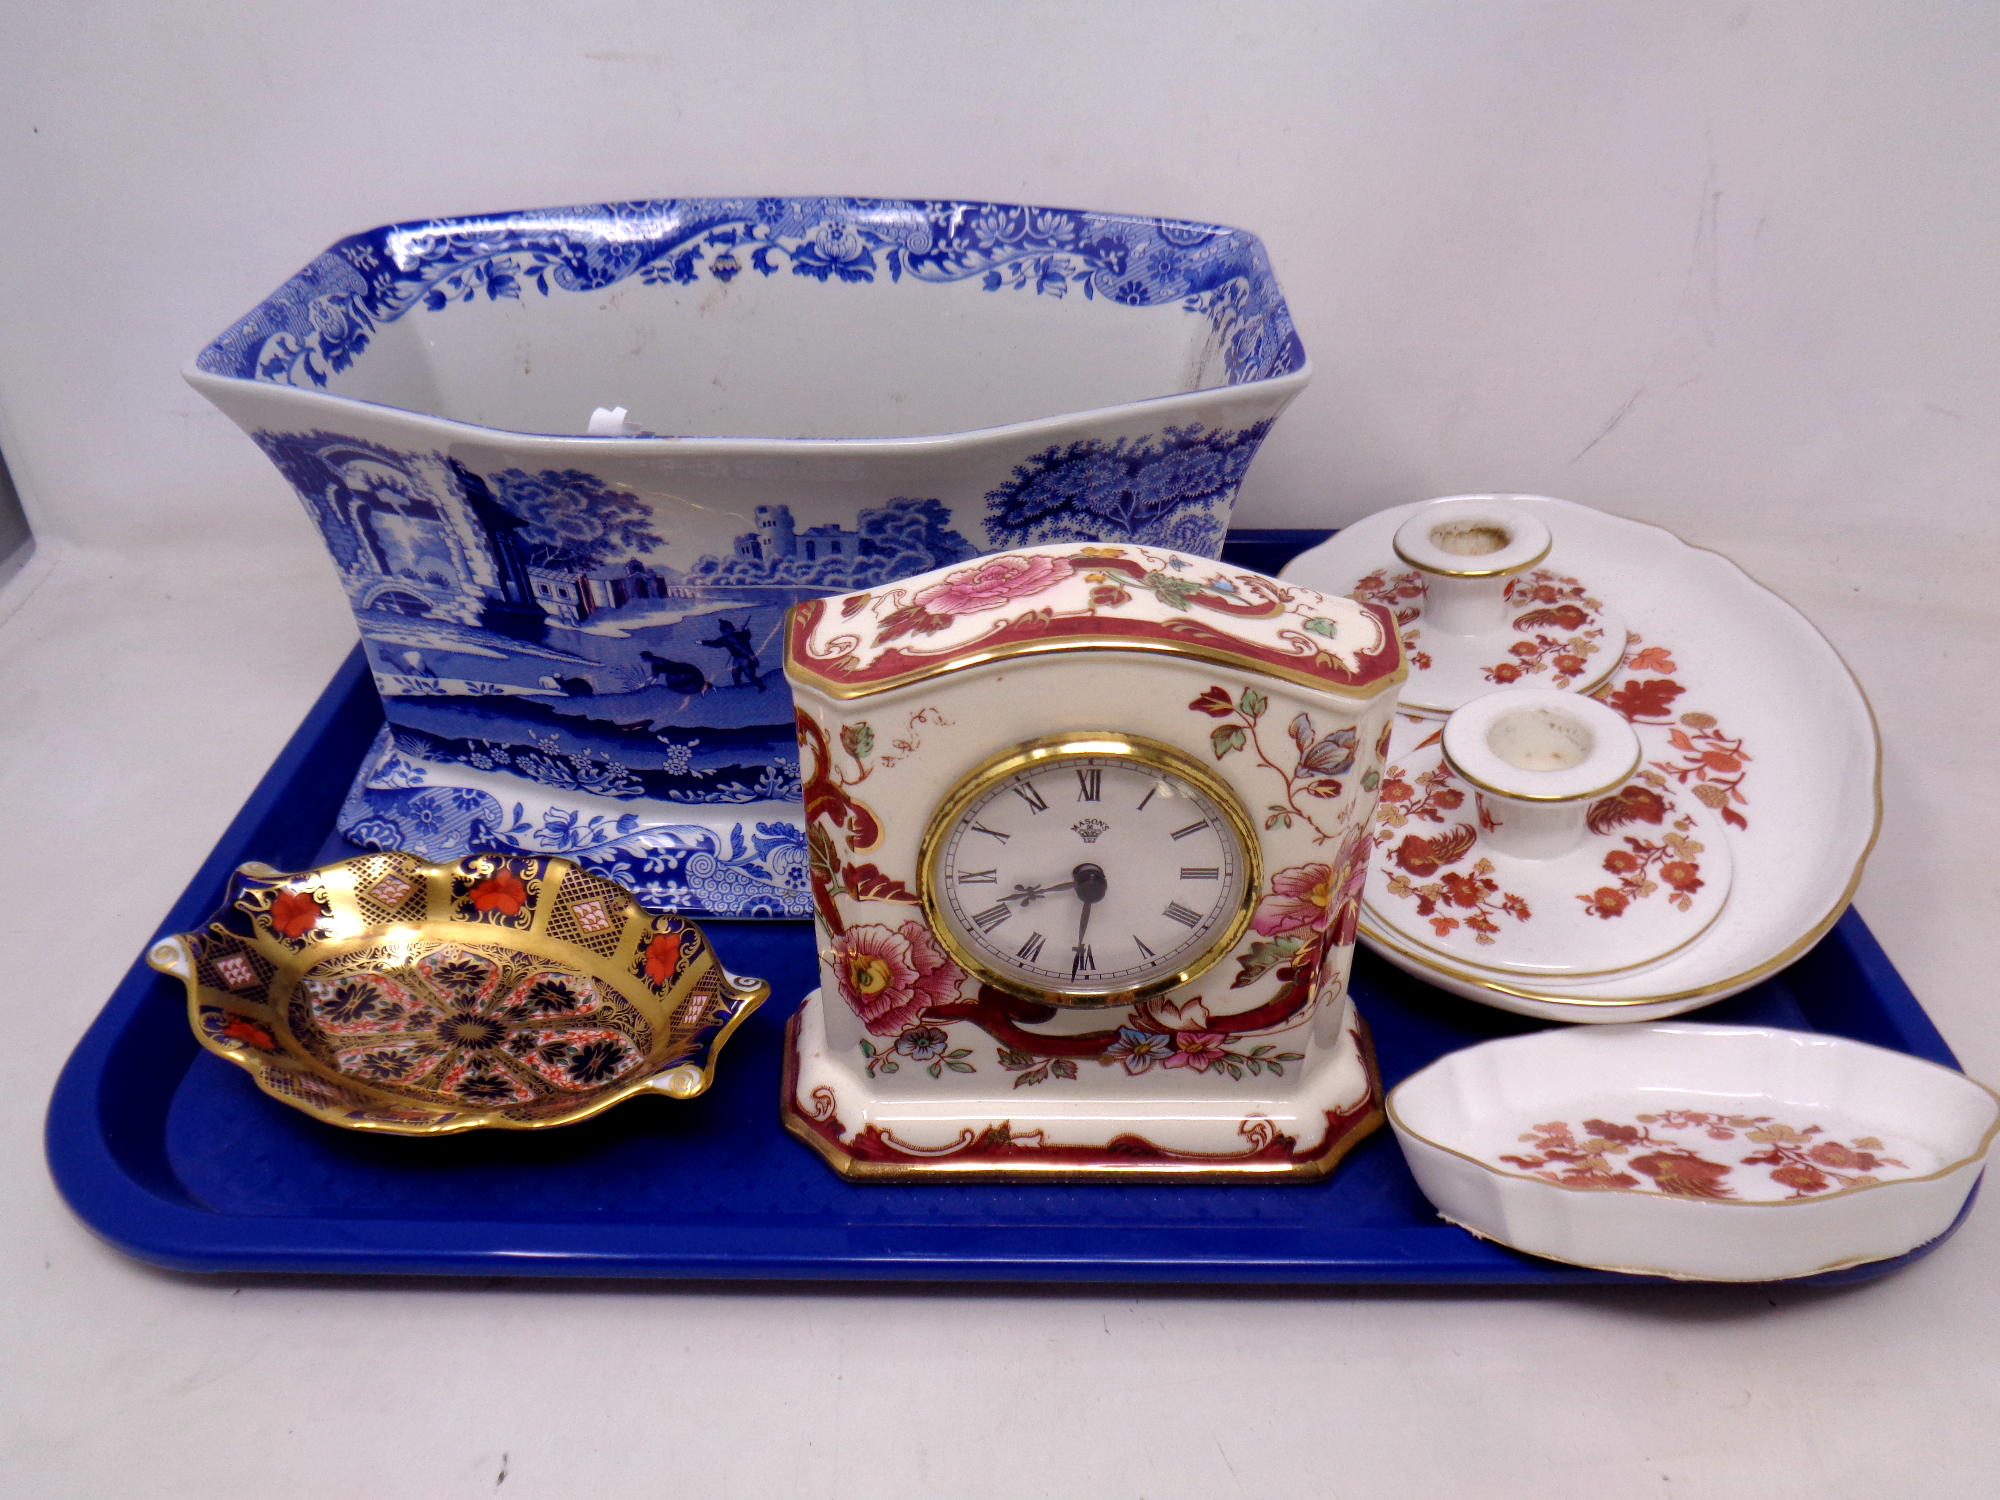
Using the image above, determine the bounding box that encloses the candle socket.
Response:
[1441,691,1641,861]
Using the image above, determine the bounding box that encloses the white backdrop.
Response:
[5,5,1999,1498]
[3,2,1995,556]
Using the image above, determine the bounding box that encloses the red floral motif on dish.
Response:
[1347,564,1753,830]
[465,867,529,917]
[1573,776,1709,919]
[1478,571,1611,689]
[631,917,708,994]
[1346,568,1611,687]
[1349,567,1432,670]
[1387,857,1531,945]
[641,930,685,987]
[266,886,326,941]
[1592,637,1753,831]
[1371,748,1710,932]
[1372,746,1531,944]
[1498,1111,1909,1198]
[205,1010,278,1053]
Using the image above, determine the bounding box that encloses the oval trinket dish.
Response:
[1388,1024,2000,1281]
[147,853,768,1135]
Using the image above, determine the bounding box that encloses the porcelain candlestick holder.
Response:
[1385,496,1627,715]
[1366,688,1735,985]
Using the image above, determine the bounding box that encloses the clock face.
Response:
[921,736,1259,1004]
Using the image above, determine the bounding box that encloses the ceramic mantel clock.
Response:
[780,543,1406,1180]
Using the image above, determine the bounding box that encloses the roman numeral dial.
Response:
[924,739,1258,1005]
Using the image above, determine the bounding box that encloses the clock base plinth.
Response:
[781,991,1384,1184]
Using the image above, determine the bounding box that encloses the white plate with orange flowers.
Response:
[1388,1022,1998,1280]
[1284,495,1879,1022]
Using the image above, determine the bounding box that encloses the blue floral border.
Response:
[197,196,1304,397]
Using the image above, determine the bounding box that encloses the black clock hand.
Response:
[1070,862,1106,980]
[1000,880,1075,904]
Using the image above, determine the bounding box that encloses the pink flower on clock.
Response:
[831,924,919,1034]
[1324,829,1372,949]
[898,919,966,1011]
[831,920,964,1036]
[1251,861,1336,939]
[1162,1031,1228,1071]
[912,552,1072,618]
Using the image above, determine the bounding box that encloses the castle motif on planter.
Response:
[192,198,1313,917]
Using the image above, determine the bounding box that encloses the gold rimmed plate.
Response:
[148,852,768,1134]
[1285,496,1880,1021]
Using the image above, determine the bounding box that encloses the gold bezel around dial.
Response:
[917,732,1263,1008]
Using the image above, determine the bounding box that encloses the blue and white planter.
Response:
[189,196,1311,917]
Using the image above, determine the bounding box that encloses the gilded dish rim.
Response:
[1284,495,1883,1014]
[147,853,769,1136]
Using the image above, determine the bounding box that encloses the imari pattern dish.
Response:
[780,544,1406,1180]
[145,853,768,1134]
[1283,495,1879,1022]
[186,197,1310,918]
[1388,1023,2000,1281]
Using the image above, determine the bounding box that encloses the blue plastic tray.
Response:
[46,532,1973,1283]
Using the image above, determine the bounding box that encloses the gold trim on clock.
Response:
[917,732,1263,1008]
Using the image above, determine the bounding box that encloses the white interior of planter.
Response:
[326,267,1229,440]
